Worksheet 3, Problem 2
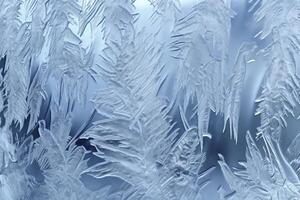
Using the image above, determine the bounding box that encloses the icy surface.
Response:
[0,0,299,199]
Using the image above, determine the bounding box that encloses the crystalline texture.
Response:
[0,0,299,200]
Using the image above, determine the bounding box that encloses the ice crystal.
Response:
[0,0,299,200]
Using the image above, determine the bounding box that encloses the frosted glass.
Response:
[0,0,299,199]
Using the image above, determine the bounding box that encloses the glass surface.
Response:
[0,0,300,199]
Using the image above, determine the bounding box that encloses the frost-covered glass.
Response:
[0,0,300,199]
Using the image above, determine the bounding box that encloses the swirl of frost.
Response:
[253,0,300,145]
[0,0,94,165]
[43,0,94,106]
[218,132,300,200]
[0,0,49,183]
[218,0,300,199]
[170,0,244,146]
[253,0,300,188]
[0,0,102,199]
[28,103,106,200]
[79,0,211,199]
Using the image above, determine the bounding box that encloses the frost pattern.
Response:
[81,1,208,199]
[219,132,300,199]
[170,0,250,143]
[0,0,299,200]
[219,0,300,199]
[254,0,300,142]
